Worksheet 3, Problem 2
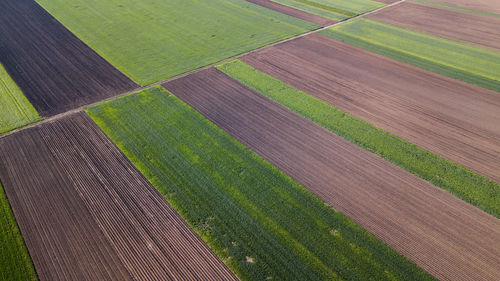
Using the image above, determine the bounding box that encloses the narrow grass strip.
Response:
[88,86,435,281]
[412,0,500,18]
[271,0,349,20]
[0,64,41,134]
[217,59,500,218]
[320,19,500,93]
[0,182,38,281]
[279,0,358,16]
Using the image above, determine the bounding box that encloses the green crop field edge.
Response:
[320,19,500,93]
[36,0,319,86]
[0,64,41,134]
[87,86,435,281]
[217,59,500,218]
[0,181,38,281]
[412,0,500,18]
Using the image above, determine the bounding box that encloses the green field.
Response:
[272,0,384,20]
[35,0,317,86]
[321,19,500,92]
[87,87,434,281]
[0,182,37,281]
[0,64,40,134]
[218,59,500,218]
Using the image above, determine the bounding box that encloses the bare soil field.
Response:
[163,68,500,281]
[430,0,500,14]
[241,33,500,184]
[368,1,500,50]
[0,112,237,281]
[246,0,336,26]
[0,0,138,117]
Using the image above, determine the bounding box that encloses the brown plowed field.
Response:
[368,1,500,50]
[247,0,336,26]
[0,0,138,117]
[0,112,237,281]
[241,33,500,184]
[163,68,500,281]
[430,0,500,14]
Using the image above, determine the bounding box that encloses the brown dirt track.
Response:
[163,68,500,281]
[241,33,500,184]
[0,0,138,117]
[430,0,500,14]
[247,0,336,26]
[368,1,500,50]
[0,112,237,281]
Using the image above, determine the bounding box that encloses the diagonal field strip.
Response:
[241,33,500,184]
[217,59,500,218]
[0,64,41,134]
[0,0,408,139]
[367,0,500,51]
[88,86,434,281]
[0,112,237,281]
[246,0,337,26]
[35,0,318,86]
[163,67,500,281]
[416,0,500,15]
[0,0,138,117]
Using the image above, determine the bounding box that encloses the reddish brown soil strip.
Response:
[241,33,500,184]
[0,0,138,117]
[164,68,500,281]
[0,112,237,281]
[368,1,500,50]
[372,0,400,4]
[246,0,336,26]
[430,0,500,15]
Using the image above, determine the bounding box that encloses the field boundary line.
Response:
[0,0,407,140]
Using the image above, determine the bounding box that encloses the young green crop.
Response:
[35,0,318,86]
[217,59,500,218]
[321,19,500,92]
[88,86,434,281]
[0,182,38,281]
[0,64,40,134]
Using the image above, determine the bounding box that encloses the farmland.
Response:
[1,0,500,280]
[218,59,500,218]
[164,67,500,281]
[270,0,385,20]
[367,1,500,50]
[35,0,317,86]
[322,19,500,92]
[0,64,40,134]
[0,182,37,281]
[0,0,138,116]
[241,33,500,184]
[0,112,236,281]
[247,0,336,26]
[88,86,434,281]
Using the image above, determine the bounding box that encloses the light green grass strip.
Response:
[271,0,350,20]
[0,64,40,134]
[35,0,318,86]
[88,86,435,281]
[321,19,500,92]
[0,182,38,281]
[217,59,500,218]
[273,0,384,18]
[412,0,500,18]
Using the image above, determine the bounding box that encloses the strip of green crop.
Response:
[412,0,500,18]
[320,19,500,93]
[87,86,434,281]
[0,64,41,134]
[0,182,38,281]
[274,0,357,17]
[273,0,384,18]
[271,0,349,20]
[35,0,318,86]
[217,59,500,218]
